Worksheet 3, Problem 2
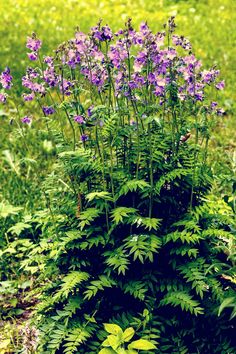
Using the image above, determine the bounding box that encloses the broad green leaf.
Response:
[117,348,127,354]
[99,349,116,354]
[104,323,122,335]
[128,339,157,350]
[106,334,120,350]
[0,202,23,218]
[123,327,135,342]
[102,338,111,347]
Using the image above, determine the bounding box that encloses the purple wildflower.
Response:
[216,108,225,116]
[44,56,54,65]
[21,116,32,124]
[74,115,85,124]
[0,92,7,103]
[26,67,39,79]
[172,35,191,51]
[22,76,45,95]
[87,105,94,117]
[59,78,74,96]
[201,69,219,84]
[26,35,42,52]
[91,24,113,41]
[27,52,38,61]
[43,106,55,115]
[140,22,150,36]
[134,50,147,72]
[80,134,89,142]
[0,67,13,89]
[67,49,81,68]
[43,66,59,87]
[22,92,35,101]
[215,80,225,90]
[211,101,218,110]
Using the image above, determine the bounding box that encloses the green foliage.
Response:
[160,290,204,316]
[56,271,90,299]
[25,130,235,353]
[99,323,156,353]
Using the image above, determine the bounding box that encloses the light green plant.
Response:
[99,323,157,354]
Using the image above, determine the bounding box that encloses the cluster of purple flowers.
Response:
[22,67,45,96]
[91,24,113,42]
[0,67,13,103]
[0,19,225,130]
[43,106,55,116]
[0,67,13,89]
[26,34,42,61]
[74,115,85,124]
[24,21,225,107]
[21,116,32,124]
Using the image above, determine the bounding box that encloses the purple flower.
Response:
[27,52,38,61]
[26,35,42,52]
[91,24,113,41]
[216,108,225,116]
[43,66,59,87]
[80,134,89,142]
[201,69,219,84]
[87,105,94,117]
[133,50,147,72]
[22,76,45,95]
[59,78,74,96]
[211,101,218,110]
[0,67,13,89]
[43,106,55,115]
[67,49,81,68]
[21,116,32,124]
[22,92,35,101]
[153,76,166,96]
[26,67,39,79]
[140,22,150,36]
[172,35,191,51]
[44,56,53,65]
[108,41,128,68]
[215,80,225,90]
[0,92,7,103]
[74,115,85,124]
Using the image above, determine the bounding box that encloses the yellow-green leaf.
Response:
[99,348,116,354]
[128,339,157,350]
[104,323,122,335]
[123,327,135,342]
